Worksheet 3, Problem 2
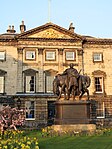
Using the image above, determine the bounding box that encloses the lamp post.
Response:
[17,97,21,110]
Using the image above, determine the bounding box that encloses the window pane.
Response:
[25,101,35,119]
[26,76,35,93]
[0,52,5,60]
[66,52,75,60]
[95,77,103,92]
[93,53,102,61]
[46,76,54,93]
[0,77,4,93]
[96,102,105,118]
[26,51,35,60]
[46,52,55,60]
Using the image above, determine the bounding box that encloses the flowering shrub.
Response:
[41,126,80,137]
[41,126,112,137]
[0,130,39,149]
[0,130,24,139]
[95,128,112,136]
[0,106,25,135]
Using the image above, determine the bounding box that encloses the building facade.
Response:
[0,21,112,127]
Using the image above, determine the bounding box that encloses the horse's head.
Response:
[81,75,91,89]
[85,76,91,88]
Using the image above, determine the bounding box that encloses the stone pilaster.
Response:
[58,48,64,73]
[38,48,44,92]
[17,48,23,93]
[77,49,84,75]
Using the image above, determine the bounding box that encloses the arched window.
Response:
[23,69,38,93]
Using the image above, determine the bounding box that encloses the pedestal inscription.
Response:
[55,100,91,124]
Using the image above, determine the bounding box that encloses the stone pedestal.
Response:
[55,100,91,124]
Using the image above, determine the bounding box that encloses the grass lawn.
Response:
[27,130,112,149]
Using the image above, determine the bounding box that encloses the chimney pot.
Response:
[20,21,26,33]
[7,25,16,33]
[9,25,11,30]
[22,21,24,25]
[12,25,14,30]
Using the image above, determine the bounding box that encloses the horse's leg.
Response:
[58,85,65,100]
[58,94,61,100]
[79,90,84,100]
[86,89,89,100]
[73,91,75,100]
[72,87,76,100]
[66,88,70,100]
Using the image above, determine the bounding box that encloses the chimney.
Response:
[7,25,16,33]
[20,21,26,33]
[7,25,11,33]
[69,22,75,33]
[11,25,16,33]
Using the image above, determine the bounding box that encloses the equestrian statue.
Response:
[53,63,91,100]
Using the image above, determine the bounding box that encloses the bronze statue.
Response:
[53,74,68,100]
[53,63,91,100]
[62,63,79,89]
[78,75,91,100]
[53,73,78,100]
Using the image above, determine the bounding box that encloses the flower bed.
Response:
[0,130,39,149]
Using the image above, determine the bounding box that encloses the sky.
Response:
[0,0,112,38]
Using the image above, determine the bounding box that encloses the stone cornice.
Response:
[1,37,112,46]
[83,37,112,45]
[16,37,81,42]
[92,70,106,78]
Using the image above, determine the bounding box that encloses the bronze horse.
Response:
[78,75,91,100]
[53,74,91,100]
[53,74,68,100]
[53,74,78,100]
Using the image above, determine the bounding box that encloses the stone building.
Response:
[0,21,112,127]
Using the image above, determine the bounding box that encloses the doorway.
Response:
[48,101,55,125]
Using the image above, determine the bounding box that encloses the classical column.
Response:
[17,48,23,93]
[38,48,44,93]
[58,48,64,73]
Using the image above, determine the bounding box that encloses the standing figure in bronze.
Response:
[53,63,91,100]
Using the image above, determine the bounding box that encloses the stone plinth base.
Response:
[51,124,96,133]
[55,100,91,124]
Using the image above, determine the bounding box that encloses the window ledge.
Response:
[97,116,105,119]
[25,118,35,121]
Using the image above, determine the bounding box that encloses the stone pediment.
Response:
[16,22,83,40]
[29,28,72,39]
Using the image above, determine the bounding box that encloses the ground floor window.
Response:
[0,103,3,111]
[96,102,105,118]
[25,101,35,120]
[0,76,4,93]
